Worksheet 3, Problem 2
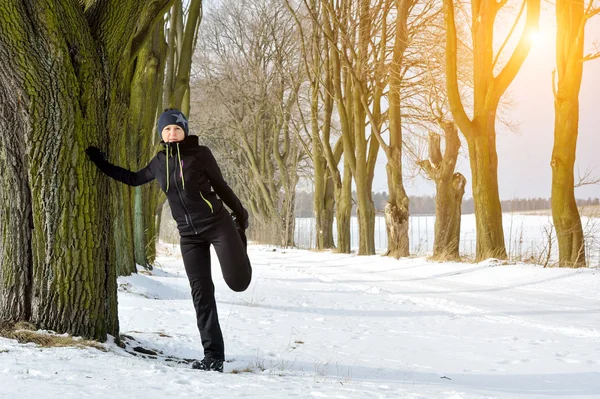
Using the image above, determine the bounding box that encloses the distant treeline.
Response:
[294,191,600,217]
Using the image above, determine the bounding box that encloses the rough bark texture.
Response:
[551,0,587,267]
[0,83,32,322]
[0,0,173,340]
[0,0,112,339]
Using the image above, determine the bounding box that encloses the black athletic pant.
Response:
[180,211,252,359]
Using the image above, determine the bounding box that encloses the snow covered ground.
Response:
[2,243,600,398]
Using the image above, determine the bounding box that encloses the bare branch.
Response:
[582,51,600,62]
[442,0,473,136]
[493,0,526,69]
[575,166,600,188]
[492,0,541,105]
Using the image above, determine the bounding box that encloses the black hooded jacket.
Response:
[91,135,247,236]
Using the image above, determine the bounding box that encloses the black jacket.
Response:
[91,135,247,236]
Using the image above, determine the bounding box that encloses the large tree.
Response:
[551,0,599,267]
[443,0,541,260]
[0,0,174,340]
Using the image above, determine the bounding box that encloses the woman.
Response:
[86,108,252,372]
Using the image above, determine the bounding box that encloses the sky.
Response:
[372,6,600,200]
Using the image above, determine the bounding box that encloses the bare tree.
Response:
[191,0,305,246]
[285,0,335,251]
[551,0,600,267]
[443,0,541,261]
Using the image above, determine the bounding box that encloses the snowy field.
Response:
[1,244,600,398]
[295,214,600,266]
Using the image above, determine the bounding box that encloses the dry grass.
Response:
[230,366,253,374]
[0,321,106,351]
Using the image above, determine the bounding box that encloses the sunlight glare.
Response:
[529,29,543,45]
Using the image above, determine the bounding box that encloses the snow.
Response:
[294,214,600,266]
[1,243,600,398]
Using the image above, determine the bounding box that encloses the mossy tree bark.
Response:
[0,0,174,340]
[443,0,541,260]
[0,88,32,322]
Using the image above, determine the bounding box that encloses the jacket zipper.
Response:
[200,191,214,213]
[172,151,198,235]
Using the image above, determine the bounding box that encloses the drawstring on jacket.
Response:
[177,143,185,190]
[166,145,170,192]
[165,143,185,192]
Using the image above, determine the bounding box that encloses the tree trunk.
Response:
[282,185,297,248]
[313,171,327,250]
[0,0,118,339]
[466,127,507,260]
[385,148,410,258]
[353,94,375,255]
[433,173,465,260]
[443,0,540,261]
[419,124,466,261]
[0,0,173,340]
[0,97,32,322]
[312,72,327,250]
[172,0,203,112]
[377,0,413,259]
[130,22,168,273]
[551,0,587,267]
[551,110,585,266]
[323,172,336,248]
[352,76,375,255]
[336,160,353,253]
[321,36,337,250]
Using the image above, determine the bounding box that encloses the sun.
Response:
[528,29,544,44]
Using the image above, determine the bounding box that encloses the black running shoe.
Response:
[191,357,224,372]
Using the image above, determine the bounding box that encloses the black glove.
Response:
[231,211,249,230]
[85,146,105,164]
[231,212,248,250]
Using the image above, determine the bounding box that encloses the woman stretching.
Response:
[86,109,252,372]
